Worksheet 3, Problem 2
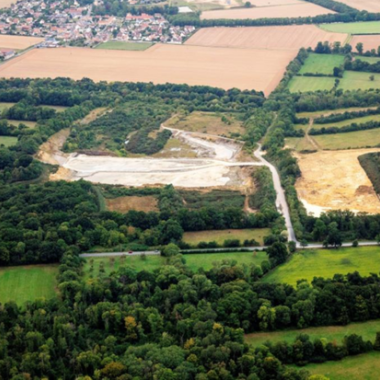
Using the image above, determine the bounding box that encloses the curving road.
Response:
[254,144,297,244]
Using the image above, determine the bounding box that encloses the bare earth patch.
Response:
[295,149,380,216]
[201,3,334,20]
[106,196,158,213]
[0,34,43,49]
[186,25,348,51]
[351,35,380,53]
[335,0,380,12]
[0,45,295,95]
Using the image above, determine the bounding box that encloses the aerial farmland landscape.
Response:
[2,0,380,379]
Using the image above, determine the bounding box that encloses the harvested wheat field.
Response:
[201,3,334,20]
[335,0,380,12]
[295,149,380,216]
[0,45,295,94]
[351,35,380,53]
[0,35,43,50]
[186,25,348,51]
[106,196,158,213]
[0,0,15,8]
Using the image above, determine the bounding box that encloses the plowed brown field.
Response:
[186,25,348,51]
[351,35,380,53]
[201,3,334,20]
[0,35,43,50]
[335,0,380,12]
[0,45,296,95]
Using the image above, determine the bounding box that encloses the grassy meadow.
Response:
[313,128,380,149]
[312,113,380,130]
[339,71,380,91]
[183,228,270,246]
[165,111,244,137]
[245,319,380,347]
[0,265,58,305]
[83,251,268,278]
[319,21,380,34]
[288,76,335,93]
[7,120,37,128]
[0,135,17,147]
[297,351,380,380]
[95,41,153,51]
[262,246,380,286]
[296,107,378,119]
[299,53,344,75]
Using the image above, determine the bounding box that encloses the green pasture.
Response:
[298,351,380,380]
[95,41,153,51]
[296,106,379,119]
[356,56,380,64]
[0,136,17,147]
[313,127,380,149]
[84,251,268,278]
[312,113,380,130]
[339,71,380,91]
[183,228,270,246]
[262,246,380,286]
[288,76,336,93]
[7,120,37,128]
[246,319,380,347]
[319,21,380,34]
[285,136,316,152]
[299,53,344,75]
[0,265,58,305]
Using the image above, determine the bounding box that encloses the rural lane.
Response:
[253,144,297,243]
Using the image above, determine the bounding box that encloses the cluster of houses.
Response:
[0,0,196,47]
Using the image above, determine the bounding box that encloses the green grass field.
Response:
[0,265,58,305]
[313,128,380,149]
[299,53,344,76]
[339,71,380,91]
[183,228,270,246]
[288,76,336,93]
[245,319,380,347]
[0,102,16,110]
[285,136,316,152]
[298,351,380,380]
[313,113,380,130]
[0,136,17,147]
[356,56,380,64]
[296,107,378,119]
[319,21,380,34]
[84,251,268,278]
[95,41,153,51]
[7,120,37,128]
[262,247,380,286]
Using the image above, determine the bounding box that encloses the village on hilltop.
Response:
[0,0,195,51]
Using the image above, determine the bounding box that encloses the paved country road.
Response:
[254,144,297,243]
[78,241,380,258]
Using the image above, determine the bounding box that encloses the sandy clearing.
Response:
[335,0,380,12]
[351,35,380,53]
[62,154,257,187]
[295,149,380,216]
[186,25,348,51]
[201,3,334,20]
[0,45,295,95]
[0,35,44,50]
[106,195,159,212]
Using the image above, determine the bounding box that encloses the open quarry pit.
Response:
[37,126,260,189]
[295,149,380,216]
